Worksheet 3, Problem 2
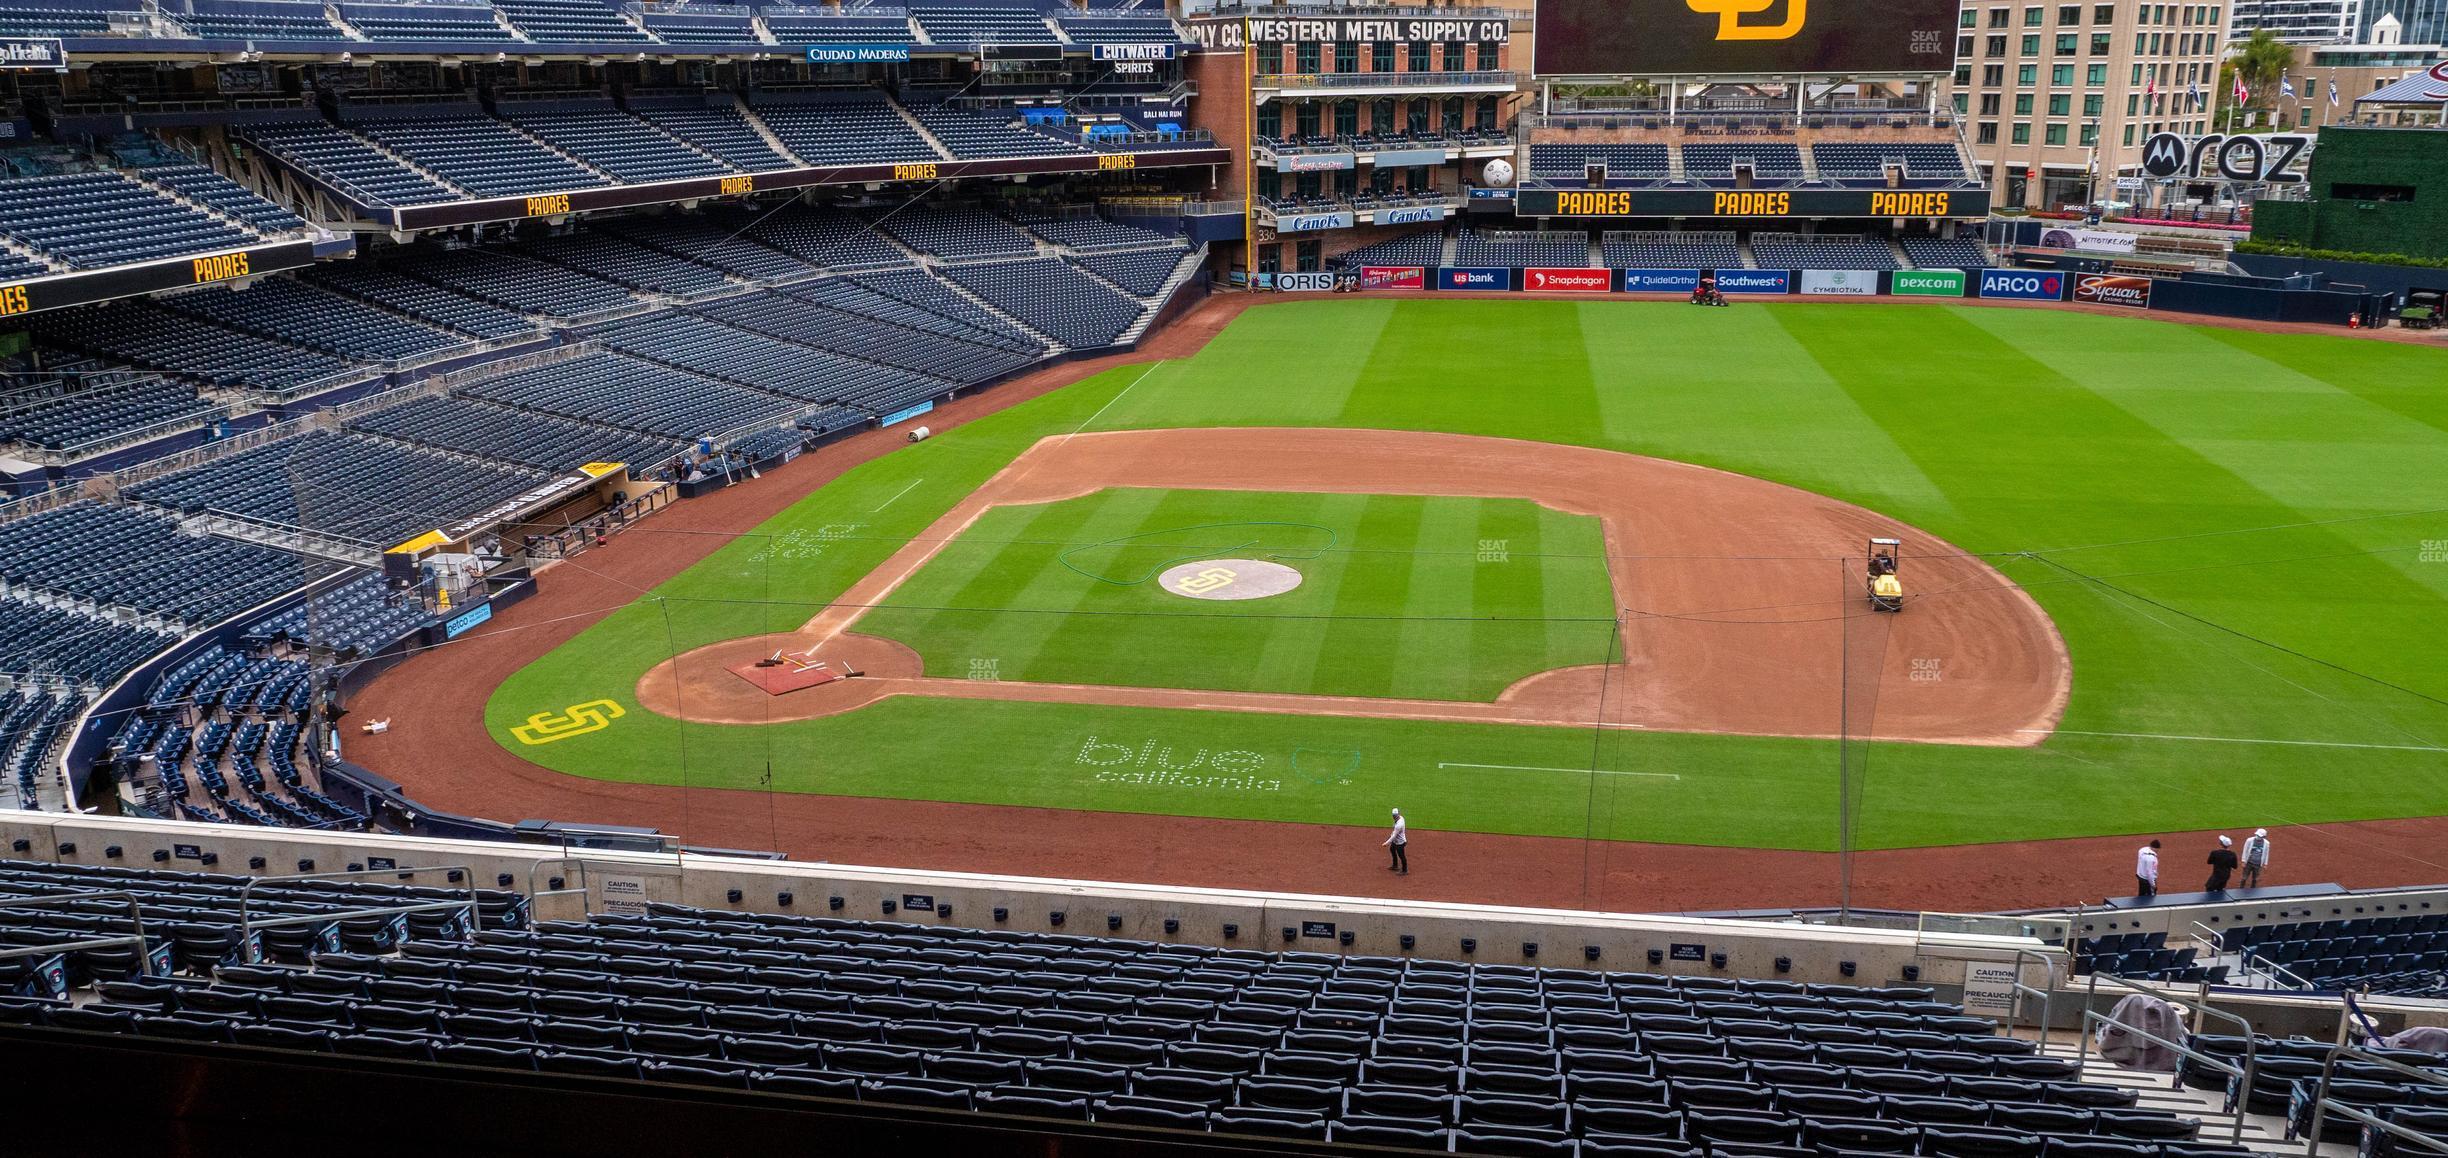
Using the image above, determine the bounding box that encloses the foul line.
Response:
[2020,729,2448,754]
[1438,762,1682,780]
[871,478,925,513]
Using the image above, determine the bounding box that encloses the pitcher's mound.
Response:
[1158,559,1302,601]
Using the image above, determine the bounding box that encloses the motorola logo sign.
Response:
[2138,132,2310,184]
[2140,133,2189,179]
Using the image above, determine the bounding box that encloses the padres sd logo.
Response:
[1175,567,1239,595]
[1687,0,1806,40]
[512,699,625,745]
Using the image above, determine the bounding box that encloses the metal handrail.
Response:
[2244,949,2318,992]
[2010,946,2058,1052]
[2304,1009,2448,1157]
[2079,969,2259,1145]
[236,865,481,947]
[527,857,593,912]
[0,890,158,978]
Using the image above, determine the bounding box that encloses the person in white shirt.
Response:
[1383,808,1408,874]
[2134,840,2162,898]
[2241,829,2272,889]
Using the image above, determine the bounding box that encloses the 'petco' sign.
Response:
[1524,267,1611,293]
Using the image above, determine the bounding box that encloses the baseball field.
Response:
[461,299,2448,866]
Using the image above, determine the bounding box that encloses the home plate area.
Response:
[1157,559,1302,601]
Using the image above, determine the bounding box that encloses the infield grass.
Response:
[487,301,2448,852]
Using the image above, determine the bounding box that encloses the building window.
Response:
[1964,8,1981,26]
[2055,33,2077,53]
[2083,93,2103,116]
[2124,124,2136,145]
[2016,93,2034,115]
[1979,121,2000,143]
[2087,63,2107,85]
[1478,41,1498,69]
[2090,32,2111,54]
[1334,101,1357,135]
[2023,5,2043,24]
[1372,99,1394,132]
[2017,64,2036,85]
[1988,34,2008,55]
[1258,43,1282,73]
[2126,94,2138,115]
[2058,4,2080,23]
[1334,42,1356,73]
[1986,64,2006,84]
[1295,104,1320,136]
[2045,123,2067,145]
[1981,93,2001,114]
[2079,121,2098,145]
[2048,93,2070,115]
[2052,63,2074,85]
[1407,41,1429,70]
[1256,104,1281,137]
[1295,42,1319,73]
[2022,34,2040,54]
[1960,34,1976,56]
[2013,122,2031,143]
[1957,64,1974,85]
[2095,3,2115,21]
[1371,41,1393,72]
[1955,92,1972,114]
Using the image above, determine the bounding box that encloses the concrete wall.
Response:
[1,813,2046,997]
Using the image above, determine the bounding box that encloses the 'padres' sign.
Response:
[2138,132,2309,184]
[513,699,626,745]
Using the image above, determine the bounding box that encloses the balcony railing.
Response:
[1256,70,1518,92]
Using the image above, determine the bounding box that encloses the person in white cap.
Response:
[2241,829,2272,889]
[1383,808,1408,874]
[2205,835,2238,893]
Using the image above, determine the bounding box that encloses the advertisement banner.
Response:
[1978,269,2067,301]
[1277,151,1356,173]
[0,37,65,69]
[1248,15,1510,43]
[1715,269,1792,295]
[804,43,912,63]
[1620,268,1703,293]
[1799,269,1880,296]
[2038,226,2139,255]
[1275,271,1339,292]
[1517,187,1984,220]
[1091,42,1177,60]
[1536,0,1956,77]
[1371,147,1449,169]
[1374,205,1445,226]
[1439,267,1513,291]
[1357,266,1426,290]
[1890,269,1967,297]
[2072,274,2153,309]
[1524,267,1612,293]
[1274,210,1355,233]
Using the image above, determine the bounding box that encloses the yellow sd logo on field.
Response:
[1687,0,1806,40]
[512,699,625,745]
[1176,567,1239,594]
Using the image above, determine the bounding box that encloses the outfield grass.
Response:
[853,488,1618,700]
[486,301,2448,852]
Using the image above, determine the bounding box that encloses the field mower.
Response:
[1867,537,1904,612]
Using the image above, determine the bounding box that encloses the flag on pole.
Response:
[2145,74,2156,97]
[2233,71,2250,107]
[2187,81,2201,108]
[2280,73,2297,99]
[2328,78,2340,106]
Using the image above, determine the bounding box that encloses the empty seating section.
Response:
[629,105,797,172]
[1073,248,1182,297]
[0,860,526,982]
[0,895,2223,1158]
[0,0,126,36]
[1013,213,1172,252]
[850,267,1031,340]
[1751,234,1900,271]
[2069,932,2214,985]
[589,309,938,418]
[909,4,1051,44]
[113,641,368,828]
[162,280,463,361]
[1056,14,1179,42]
[877,205,1036,260]
[1813,143,1970,186]
[492,0,651,41]
[35,299,350,393]
[638,7,759,43]
[1455,231,1590,268]
[0,502,331,622]
[392,249,635,318]
[1335,232,1448,270]
[1527,143,1670,185]
[0,171,257,270]
[752,93,939,166]
[239,122,465,207]
[1902,236,1993,269]
[177,0,349,39]
[526,232,732,296]
[499,106,731,184]
[242,572,433,655]
[350,111,608,198]
[337,1,516,39]
[126,430,550,545]
[303,263,539,338]
[1603,232,1740,270]
[1682,143,1804,184]
[0,249,52,281]
[762,8,915,43]
[0,600,173,686]
[792,275,1040,354]
[707,286,1034,384]
[2218,914,2448,997]
[941,258,1141,349]
[603,216,813,282]
[346,394,682,475]
[906,102,1081,159]
[740,208,911,271]
[137,164,309,233]
[455,350,797,439]
[1,376,214,452]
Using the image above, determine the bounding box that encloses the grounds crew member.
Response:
[2205,835,2238,894]
[1384,808,1408,874]
[2241,828,2272,888]
[2135,840,2161,898]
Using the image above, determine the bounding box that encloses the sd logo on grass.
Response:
[512,699,625,745]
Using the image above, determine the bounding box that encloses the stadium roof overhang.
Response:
[42,35,1189,67]
[0,239,322,319]
[1511,186,1990,220]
